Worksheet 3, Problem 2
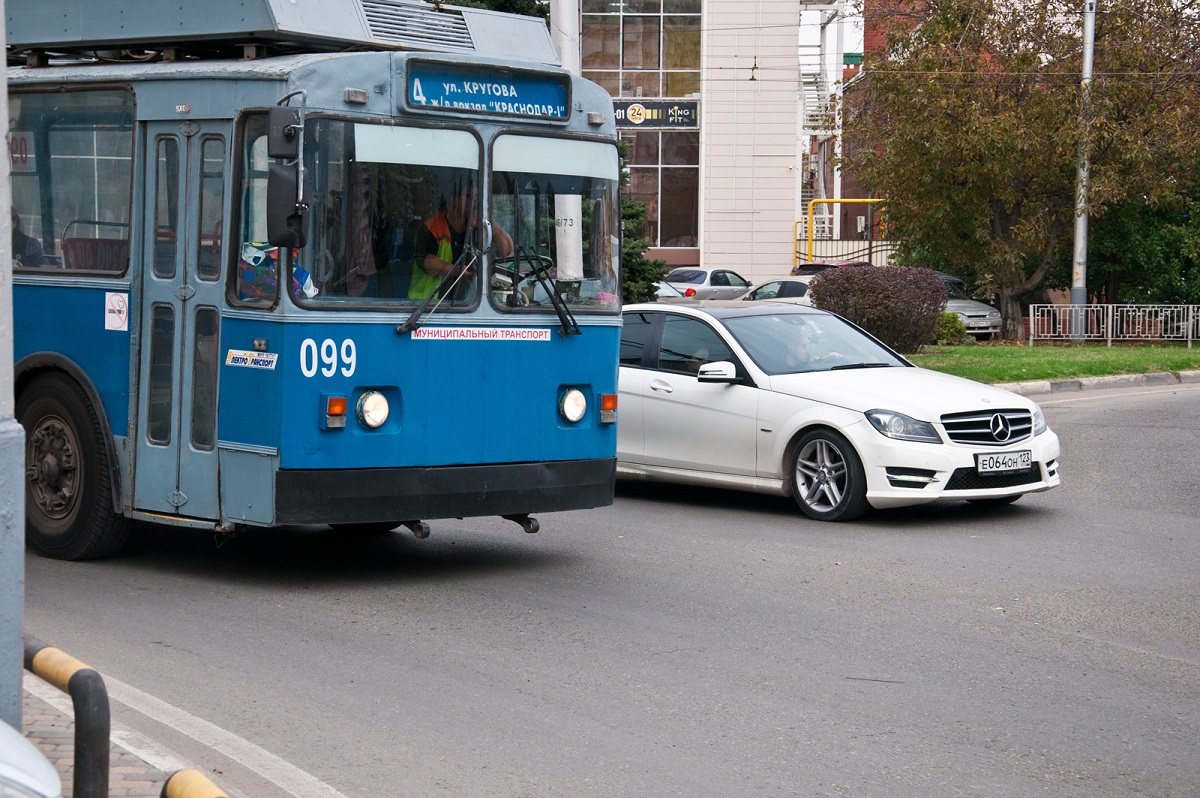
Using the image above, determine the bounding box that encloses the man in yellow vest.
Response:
[409,180,513,300]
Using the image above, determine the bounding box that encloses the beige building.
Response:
[582,0,860,284]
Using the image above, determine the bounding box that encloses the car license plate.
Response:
[976,450,1032,474]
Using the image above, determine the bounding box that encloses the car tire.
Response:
[966,495,1021,507]
[790,428,869,522]
[17,373,130,560]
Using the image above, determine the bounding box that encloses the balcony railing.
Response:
[1028,304,1198,348]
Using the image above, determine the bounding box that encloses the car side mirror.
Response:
[697,361,740,384]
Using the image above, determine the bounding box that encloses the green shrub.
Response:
[808,266,947,354]
[933,311,972,346]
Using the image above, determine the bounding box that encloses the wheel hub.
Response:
[27,418,79,519]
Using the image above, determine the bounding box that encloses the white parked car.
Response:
[0,719,61,798]
[617,302,1061,520]
[741,275,814,305]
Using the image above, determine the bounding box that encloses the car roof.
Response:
[624,300,827,320]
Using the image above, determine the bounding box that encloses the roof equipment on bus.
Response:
[5,0,559,66]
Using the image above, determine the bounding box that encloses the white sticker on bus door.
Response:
[104,292,129,331]
[554,195,583,281]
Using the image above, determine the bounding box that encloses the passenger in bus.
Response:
[408,181,513,300]
[12,208,50,267]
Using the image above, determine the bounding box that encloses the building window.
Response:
[622,130,698,248]
[586,0,700,250]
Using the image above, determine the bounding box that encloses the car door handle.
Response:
[649,380,674,394]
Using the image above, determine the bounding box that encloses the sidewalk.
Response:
[994,368,1200,396]
[22,674,174,798]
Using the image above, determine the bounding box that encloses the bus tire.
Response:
[17,373,130,560]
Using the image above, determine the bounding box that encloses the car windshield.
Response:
[944,281,971,300]
[722,312,908,374]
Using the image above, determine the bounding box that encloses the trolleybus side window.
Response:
[197,137,226,281]
[9,88,134,273]
[232,114,279,308]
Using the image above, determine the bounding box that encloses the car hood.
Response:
[767,366,1033,419]
[946,297,998,315]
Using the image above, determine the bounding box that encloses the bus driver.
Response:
[409,180,513,300]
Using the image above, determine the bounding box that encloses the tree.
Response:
[842,0,1200,337]
[449,0,549,20]
[1088,190,1200,304]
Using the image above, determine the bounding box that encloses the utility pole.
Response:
[550,0,581,75]
[1,0,28,728]
[1070,0,1097,338]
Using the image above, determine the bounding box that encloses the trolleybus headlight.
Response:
[356,391,390,429]
[559,388,587,423]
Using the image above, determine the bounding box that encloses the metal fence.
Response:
[1028,304,1198,347]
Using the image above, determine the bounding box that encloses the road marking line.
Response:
[25,673,191,773]
[24,672,349,798]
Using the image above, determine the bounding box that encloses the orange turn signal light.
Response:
[600,393,617,424]
[323,395,348,430]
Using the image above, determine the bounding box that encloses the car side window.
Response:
[710,272,729,286]
[657,316,734,375]
[620,311,657,365]
[782,281,807,298]
[728,273,750,287]
[753,281,781,299]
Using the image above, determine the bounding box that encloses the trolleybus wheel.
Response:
[16,373,130,560]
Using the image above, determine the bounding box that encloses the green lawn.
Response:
[907,342,1200,384]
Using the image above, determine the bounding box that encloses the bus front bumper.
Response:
[274,457,616,525]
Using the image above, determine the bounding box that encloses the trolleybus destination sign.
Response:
[406,62,570,120]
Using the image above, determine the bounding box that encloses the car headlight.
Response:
[955,312,969,322]
[559,388,587,423]
[1032,404,1047,435]
[865,410,943,443]
[988,310,1001,319]
[356,391,390,429]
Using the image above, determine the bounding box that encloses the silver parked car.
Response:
[940,273,1002,339]
[664,267,752,299]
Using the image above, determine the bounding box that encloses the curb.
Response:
[995,370,1200,396]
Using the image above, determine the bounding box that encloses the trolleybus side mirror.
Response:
[267,106,301,159]
[267,162,306,248]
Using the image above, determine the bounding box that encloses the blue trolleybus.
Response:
[7,0,621,559]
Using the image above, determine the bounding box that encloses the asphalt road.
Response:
[23,383,1200,798]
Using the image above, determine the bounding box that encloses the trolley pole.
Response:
[1070,0,1096,339]
[1,0,29,728]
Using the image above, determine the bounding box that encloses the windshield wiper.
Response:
[396,247,478,335]
[830,362,896,370]
[515,244,579,336]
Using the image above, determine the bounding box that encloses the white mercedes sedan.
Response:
[617,302,1061,521]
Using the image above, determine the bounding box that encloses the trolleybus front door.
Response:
[133,121,229,520]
